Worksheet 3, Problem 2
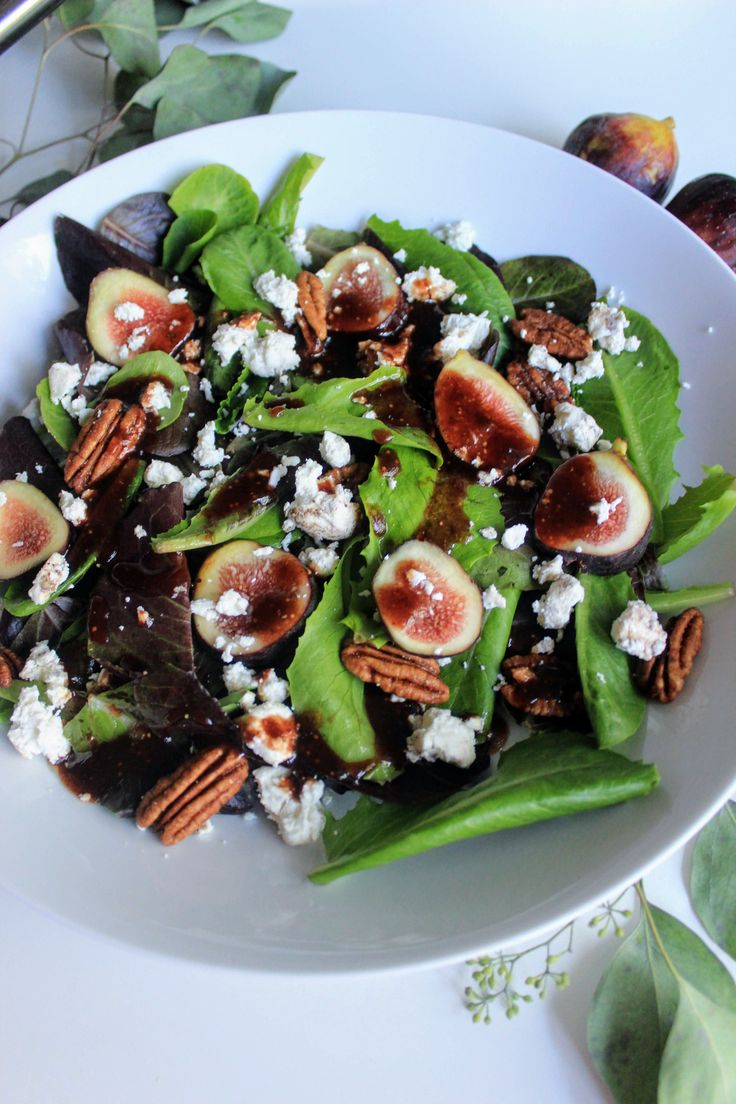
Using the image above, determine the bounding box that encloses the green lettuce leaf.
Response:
[200,223,299,312]
[258,152,323,237]
[151,479,283,553]
[304,225,360,266]
[64,685,138,753]
[35,379,77,451]
[451,481,505,575]
[499,255,596,322]
[162,162,259,272]
[103,351,189,429]
[310,730,659,884]
[441,587,519,731]
[366,215,515,362]
[656,464,736,564]
[645,582,734,616]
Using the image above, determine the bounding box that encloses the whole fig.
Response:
[563,112,678,202]
[666,174,736,271]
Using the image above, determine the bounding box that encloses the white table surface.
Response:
[1,2,734,1101]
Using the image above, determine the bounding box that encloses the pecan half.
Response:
[506,359,572,416]
[637,607,704,703]
[64,399,146,494]
[500,653,583,717]
[357,326,414,374]
[136,745,249,846]
[296,271,327,343]
[510,309,592,360]
[341,641,449,704]
[0,645,22,689]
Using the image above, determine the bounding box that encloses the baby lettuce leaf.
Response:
[656,464,736,564]
[310,730,659,884]
[35,379,77,451]
[366,215,515,362]
[242,364,441,457]
[578,307,682,542]
[162,163,259,272]
[305,226,360,266]
[469,545,535,591]
[288,545,378,766]
[575,573,645,748]
[200,223,299,313]
[64,684,138,753]
[103,351,189,428]
[451,482,505,576]
[499,255,596,322]
[441,587,519,731]
[162,209,217,273]
[690,801,736,960]
[645,582,734,616]
[258,152,324,237]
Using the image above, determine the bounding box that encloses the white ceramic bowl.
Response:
[0,111,733,975]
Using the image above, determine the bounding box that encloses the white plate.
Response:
[0,111,734,975]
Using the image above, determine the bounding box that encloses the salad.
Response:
[0,153,733,884]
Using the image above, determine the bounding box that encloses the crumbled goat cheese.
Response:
[589,496,623,525]
[402,266,457,303]
[610,600,668,660]
[284,459,359,542]
[257,669,289,704]
[596,671,607,684]
[15,472,28,482]
[0,491,6,507]
[571,349,605,385]
[532,636,556,655]
[193,421,226,468]
[140,380,172,414]
[20,642,71,710]
[118,325,149,360]
[532,573,585,630]
[285,227,312,267]
[60,393,92,423]
[133,524,147,540]
[211,321,253,365]
[477,468,501,486]
[253,270,300,326]
[451,292,468,306]
[528,344,564,376]
[144,460,183,488]
[479,526,497,540]
[482,584,506,611]
[216,634,256,663]
[190,598,218,622]
[136,606,153,628]
[199,376,214,404]
[433,220,476,251]
[168,287,189,304]
[216,589,250,617]
[114,300,145,322]
[549,402,603,454]
[250,330,300,378]
[406,708,477,769]
[58,489,87,527]
[434,311,491,362]
[28,553,68,606]
[319,430,351,468]
[84,360,117,387]
[253,546,274,557]
[48,361,82,405]
[7,686,69,763]
[532,555,564,584]
[243,703,297,765]
[407,568,434,596]
[587,301,639,355]
[254,767,325,845]
[268,463,287,488]
[298,544,340,577]
[393,248,407,263]
[181,473,208,505]
[501,523,528,551]
[222,662,257,693]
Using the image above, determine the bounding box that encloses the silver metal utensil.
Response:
[0,0,65,55]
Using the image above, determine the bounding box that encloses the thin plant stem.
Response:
[16,19,51,156]
[635,883,681,979]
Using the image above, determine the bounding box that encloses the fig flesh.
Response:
[434,351,540,474]
[564,112,678,202]
[86,268,195,367]
[372,539,483,657]
[667,173,736,272]
[193,540,313,659]
[0,480,69,580]
[533,451,652,574]
[319,243,407,335]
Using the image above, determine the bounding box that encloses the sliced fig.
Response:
[86,268,195,367]
[192,540,313,659]
[533,451,653,575]
[0,480,69,580]
[434,351,540,473]
[372,539,483,657]
[320,243,407,336]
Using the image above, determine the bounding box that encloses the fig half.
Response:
[192,540,313,660]
[434,351,540,473]
[533,451,652,575]
[86,268,195,367]
[372,539,483,657]
[0,480,69,580]
[320,243,407,335]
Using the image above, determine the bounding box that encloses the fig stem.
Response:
[644,581,734,614]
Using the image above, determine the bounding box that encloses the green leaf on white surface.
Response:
[657,465,736,564]
[690,801,736,960]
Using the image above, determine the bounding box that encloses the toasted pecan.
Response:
[637,607,704,703]
[506,359,572,416]
[0,645,22,689]
[510,308,592,360]
[500,653,582,718]
[341,641,449,705]
[296,271,327,343]
[357,326,414,374]
[64,399,145,493]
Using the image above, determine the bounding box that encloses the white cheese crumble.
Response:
[532,555,564,584]
[211,321,300,379]
[114,300,145,323]
[144,460,182,488]
[433,220,476,251]
[0,491,6,507]
[571,349,605,385]
[28,552,68,606]
[531,636,555,655]
[479,526,498,540]
[254,767,325,846]
[477,468,501,486]
[402,266,457,303]
[393,248,407,263]
[215,634,256,663]
[407,568,434,595]
[434,311,491,362]
[501,523,528,550]
[528,344,564,376]
[589,496,623,525]
[15,472,27,482]
[167,287,189,304]
[532,573,585,630]
[84,360,117,388]
[257,668,289,704]
[118,325,150,360]
[136,606,153,628]
[298,544,340,577]
[285,227,312,268]
[253,270,300,326]
[181,473,208,505]
[243,703,296,765]
[192,421,226,468]
[216,589,250,617]
[60,393,92,423]
[7,686,69,763]
[319,430,351,468]
[222,662,257,694]
[610,600,667,660]
[284,459,359,542]
[133,524,147,539]
[586,302,640,355]
[19,642,71,710]
[58,489,87,527]
[549,402,603,455]
[140,380,172,414]
[481,584,506,611]
[190,598,218,622]
[596,671,607,684]
[48,361,82,405]
[406,708,477,769]
[199,376,214,404]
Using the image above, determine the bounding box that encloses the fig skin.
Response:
[563,113,678,202]
[667,173,736,271]
[533,452,653,576]
[0,480,69,580]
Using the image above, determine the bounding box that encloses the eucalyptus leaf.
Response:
[200,223,299,311]
[175,0,291,42]
[690,801,736,959]
[13,171,74,208]
[304,225,360,266]
[658,981,736,1104]
[68,0,160,77]
[96,128,154,165]
[657,465,736,564]
[259,152,323,236]
[499,255,596,322]
[35,379,77,451]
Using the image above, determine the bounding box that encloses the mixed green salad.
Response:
[0,153,733,882]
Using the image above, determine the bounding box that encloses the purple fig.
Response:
[666,174,736,271]
[563,112,678,202]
